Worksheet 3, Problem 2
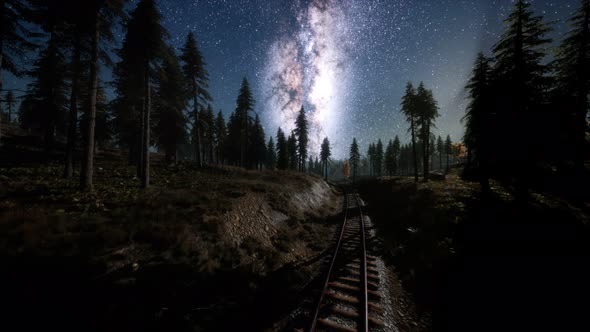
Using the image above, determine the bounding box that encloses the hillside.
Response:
[0,128,342,331]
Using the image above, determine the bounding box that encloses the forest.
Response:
[0,0,589,331]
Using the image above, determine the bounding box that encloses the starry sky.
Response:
[5,0,583,158]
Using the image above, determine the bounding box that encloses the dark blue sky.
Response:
[5,0,581,158]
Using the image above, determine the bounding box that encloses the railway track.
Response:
[309,193,384,332]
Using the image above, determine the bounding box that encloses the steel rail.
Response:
[355,193,369,332]
[309,193,350,332]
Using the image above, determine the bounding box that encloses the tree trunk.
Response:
[422,124,429,181]
[142,61,150,188]
[410,117,418,182]
[80,16,100,190]
[64,34,81,179]
[7,102,11,123]
[193,82,203,167]
[138,104,145,178]
[81,17,100,190]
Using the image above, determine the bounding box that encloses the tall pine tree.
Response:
[276,127,288,170]
[82,0,126,189]
[350,138,360,183]
[401,82,419,182]
[492,0,551,195]
[156,45,188,163]
[320,137,331,180]
[554,0,590,174]
[464,52,493,192]
[180,31,211,168]
[295,106,309,172]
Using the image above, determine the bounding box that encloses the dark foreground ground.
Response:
[357,172,590,331]
[0,128,344,331]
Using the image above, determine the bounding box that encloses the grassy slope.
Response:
[358,171,590,331]
[0,130,339,331]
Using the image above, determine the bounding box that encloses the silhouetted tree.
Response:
[156,46,188,163]
[23,5,68,148]
[393,136,401,175]
[554,0,590,174]
[415,82,439,180]
[200,104,215,163]
[445,135,452,171]
[287,132,297,170]
[276,127,288,170]
[375,139,384,176]
[295,106,309,172]
[234,78,254,167]
[350,138,360,183]
[266,136,276,169]
[0,0,39,144]
[251,114,266,169]
[4,91,15,123]
[320,137,331,180]
[464,52,493,193]
[385,140,395,176]
[401,82,419,182]
[492,0,552,196]
[436,135,444,170]
[367,143,374,176]
[85,0,128,189]
[181,31,211,167]
[215,111,226,164]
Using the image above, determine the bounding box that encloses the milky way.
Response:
[263,0,352,156]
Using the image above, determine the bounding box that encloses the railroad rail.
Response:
[309,193,384,332]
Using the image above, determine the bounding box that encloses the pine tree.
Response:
[200,104,215,164]
[180,31,211,168]
[464,53,493,192]
[445,135,452,171]
[61,0,109,178]
[234,78,254,167]
[401,82,419,182]
[4,91,15,123]
[367,143,375,176]
[320,137,331,180]
[287,132,298,170]
[215,111,227,164]
[81,0,127,189]
[251,114,266,169]
[554,0,590,173]
[385,140,394,176]
[492,0,552,195]
[415,82,439,180]
[436,135,444,170]
[392,135,401,175]
[295,106,309,172]
[156,45,188,163]
[0,0,39,144]
[123,0,166,189]
[375,139,384,176]
[350,138,360,183]
[23,5,69,149]
[276,127,288,170]
[266,136,276,169]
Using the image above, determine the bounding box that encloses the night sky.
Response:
[5,0,582,158]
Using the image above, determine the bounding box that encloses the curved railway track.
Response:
[309,193,384,332]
